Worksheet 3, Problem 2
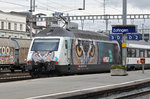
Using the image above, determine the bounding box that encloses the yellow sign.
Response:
[122,43,126,48]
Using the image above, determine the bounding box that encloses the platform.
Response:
[0,70,150,99]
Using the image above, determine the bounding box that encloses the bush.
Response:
[110,64,127,70]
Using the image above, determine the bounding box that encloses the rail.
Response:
[0,73,31,82]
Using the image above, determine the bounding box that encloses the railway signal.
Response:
[140,57,145,74]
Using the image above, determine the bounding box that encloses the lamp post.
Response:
[29,0,33,39]
[78,0,85,10]
[78,0,85,30]
[29,0,35,39]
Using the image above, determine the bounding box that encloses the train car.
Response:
[26,27,121,76]
[10,39,31,72]
[126,40,150,70]
[0,38,31,72]
[0,38,16,70]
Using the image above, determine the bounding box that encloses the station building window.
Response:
[14,23,17,31]
[20,24,23,31]
[1,22,4,29]
[8,23,11,30]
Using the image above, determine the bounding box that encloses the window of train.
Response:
[127,48,131,57]
[145,50,147,57]
[31,39,60,51]
[131,49,136,57]
[147,50,150,57]
[136,49,140,57]
[140,49,145,57]
[127,48,136,57]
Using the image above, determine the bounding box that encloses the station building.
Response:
[0,11,29,38]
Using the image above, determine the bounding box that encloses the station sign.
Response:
[112,25,137,33]
[109,34,122,40]
[127,34,141,40]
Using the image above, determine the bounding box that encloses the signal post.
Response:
[110,0,138,67]
[122,0,127,66]
[140,57,145,74]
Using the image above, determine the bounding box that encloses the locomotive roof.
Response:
[36,27,75,38]
[36,27,109,40]
[15,39,31,48]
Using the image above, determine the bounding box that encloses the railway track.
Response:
[115,90,150,99]
[114,87,150,99]
[0,73,32,82]
[0,71,58,82]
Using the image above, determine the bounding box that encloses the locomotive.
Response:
[26,27,121,76]
[0,38,31,72]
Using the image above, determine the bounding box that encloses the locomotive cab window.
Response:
[31,39,60,51]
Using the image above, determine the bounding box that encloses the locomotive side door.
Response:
[65,40,71,64]
[13,40,19,66]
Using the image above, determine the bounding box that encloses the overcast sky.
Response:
[0,0,150,15]
[0,0,150,31]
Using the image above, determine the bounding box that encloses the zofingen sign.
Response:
[112,25,137,33]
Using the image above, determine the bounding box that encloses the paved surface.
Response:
[0,70,150,99]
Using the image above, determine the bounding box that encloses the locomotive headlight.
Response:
[28,60,31,64]
[55,61,58,65]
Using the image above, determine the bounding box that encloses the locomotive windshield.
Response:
[31,39,60,51]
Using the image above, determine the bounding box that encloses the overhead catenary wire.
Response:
[36,0,58,11]
[0,0,107,16]
[46,0,73,9]
[0,0,29,7]
[0,0,56,13]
